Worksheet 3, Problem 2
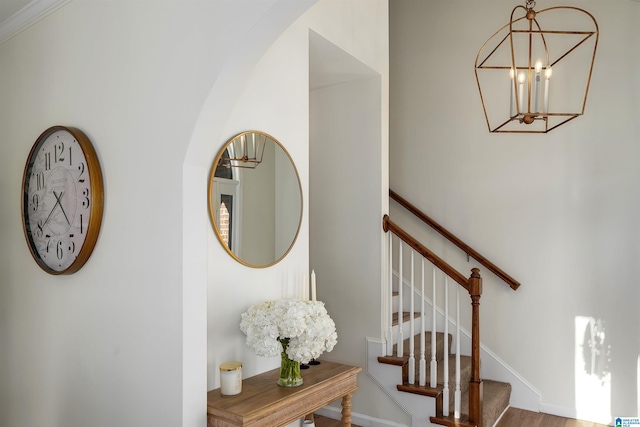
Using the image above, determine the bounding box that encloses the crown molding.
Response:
[0,0,71,45]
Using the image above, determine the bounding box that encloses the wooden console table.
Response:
[207,360,361,427]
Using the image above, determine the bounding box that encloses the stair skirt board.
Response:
[367,338,438,427]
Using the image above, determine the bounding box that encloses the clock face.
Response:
[21,126,104,274]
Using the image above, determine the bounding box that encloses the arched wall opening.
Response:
[181,2,316,425]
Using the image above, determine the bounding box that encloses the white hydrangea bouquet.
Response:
[240,298,337,387]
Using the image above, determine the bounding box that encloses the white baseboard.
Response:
[538,402,614,426]
[314,405,409,427]
[538,402,577,419]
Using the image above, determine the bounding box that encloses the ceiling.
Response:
[0,0,69,45]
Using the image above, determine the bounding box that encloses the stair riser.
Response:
[391,324,451,362]
[391,316,424,345]
[392,293,435,331]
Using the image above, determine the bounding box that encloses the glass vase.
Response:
[277,340,303,387]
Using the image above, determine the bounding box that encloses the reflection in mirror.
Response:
[208,131,302,268]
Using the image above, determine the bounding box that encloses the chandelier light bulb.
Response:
[534,60,542,113]
[544,68,551,114]
[517,72,525,112]
[509,68,516,117]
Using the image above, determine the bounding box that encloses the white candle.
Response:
[252,136,256,159]
[220,362,242,396]
[544,67,552,114]
[311,270,316,302]
[518,72,525,114]
[509,68,515,117]
[534,60,542,113]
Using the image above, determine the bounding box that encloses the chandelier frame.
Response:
[475,2,599,133]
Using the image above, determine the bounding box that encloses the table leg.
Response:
[341,393,353,426]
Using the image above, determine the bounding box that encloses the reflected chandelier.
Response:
[475,0,598,133]
[219,132,267,169]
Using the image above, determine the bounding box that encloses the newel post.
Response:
[468,268,483,427]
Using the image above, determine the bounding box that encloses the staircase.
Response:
[370,190,521,427]
[376,307,512,426]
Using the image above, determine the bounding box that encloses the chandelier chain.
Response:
[525,0,536,10]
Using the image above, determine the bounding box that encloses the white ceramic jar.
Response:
[219,361,242,396]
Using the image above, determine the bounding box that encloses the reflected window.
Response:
[219,195,233,249]
[213,153,241,257]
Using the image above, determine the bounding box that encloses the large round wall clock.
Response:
[21,126,104,275]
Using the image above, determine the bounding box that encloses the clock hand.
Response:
[53,191,71,225]
[40,191,70,230]
[40,192,61,229]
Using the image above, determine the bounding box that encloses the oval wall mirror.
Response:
[208,131,302,268]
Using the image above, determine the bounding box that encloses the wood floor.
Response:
[496,408,611,427]
[313,408,612,427]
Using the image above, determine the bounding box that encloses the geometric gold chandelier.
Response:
[475,1,598,133]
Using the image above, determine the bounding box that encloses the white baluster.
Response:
[397,242,404,358]
[454,283,461,418]
[443,277,450,417]
[430,265,437,388]
[419,258,426,387]
[387,233,393,356]
[408,252,415,384]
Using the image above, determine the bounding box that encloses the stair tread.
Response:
[472,379,511,427]
[432,379,511,427]
[400,354,472,395]
[383,332,452,363]
[429,414,475,427]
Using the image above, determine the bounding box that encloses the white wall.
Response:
[193,0,403,425]
[0,1,312,426]
[390,0,640,422]
[310,60,394,422]
[0,1,414,426]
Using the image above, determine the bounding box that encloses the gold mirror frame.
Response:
[208,131,303,268]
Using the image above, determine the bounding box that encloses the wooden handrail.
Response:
[390,189,521,291]
[383,215,470,292]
